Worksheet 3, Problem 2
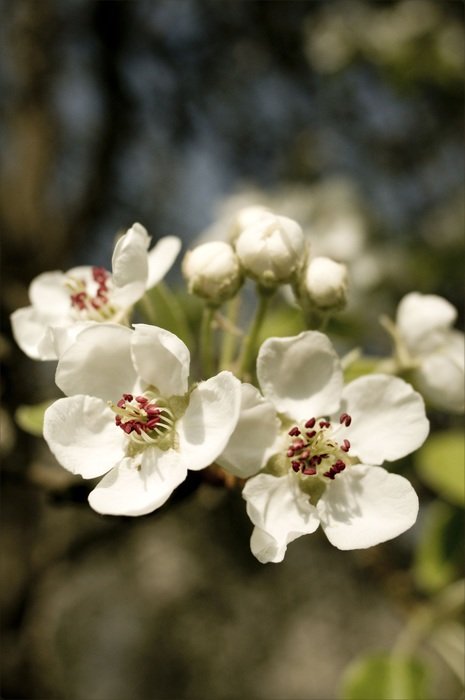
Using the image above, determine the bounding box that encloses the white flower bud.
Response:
[303,256,348,311]
[228,205,271,244]
[235,213,305,287]
[182,241,243,305]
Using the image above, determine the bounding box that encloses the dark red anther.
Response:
[302,466,317,476]
[146,417,160,429]
[333,460,346,473]
[306,430,316,439]
[288,426,301,437]
[305,417,316,429]
[70,292,88,310]
[136,396,148,405]
[319,420,331,428]
[123,394,134,402]
[287,448,295,458]
[92,266,109,284]
[117,399,126,408]
[291,461,301,472]
[340,413,352,427]
[145,405,160,417]
[341,439,350,452]
[300,450,310,460]
[323,470,335,480]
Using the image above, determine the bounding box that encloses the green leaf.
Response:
[415,430,465,506]
[15,400,54,436]
[341,653,430,700]
[138,283,196,348]
[257,305,305,344]
[414,501,464,594]
[343,356,381,383]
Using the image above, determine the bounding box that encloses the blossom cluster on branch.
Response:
[11,209,464,563]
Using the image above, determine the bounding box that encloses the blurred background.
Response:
[1,1,464,699]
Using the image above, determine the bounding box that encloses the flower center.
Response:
[66,267,116,320]
[286,413,352,481]
[109,391,175,451]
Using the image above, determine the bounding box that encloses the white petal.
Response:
[336,374,429,464]
[243,473,320,563]
[56,324,139,403]
[51,321,98,358]
[177,371,241,471]
[43,395,125,478]
[146,236,182,289]
[414,332,465,413]
[217,383,280,478]
[317,464,419,550]
[110,223,150,308]
[396,292,457,354]
[88,449,187,516]
[131,324,190,397]
[257,331,343,421]
[29,271,71,313]
[10,306,59,360]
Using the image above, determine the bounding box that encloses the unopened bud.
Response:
[182,241,243,305]
[235,213,305,287]
[228,205,272,244]
[303,256,348,311]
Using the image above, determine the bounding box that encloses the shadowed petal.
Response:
[29,271,71,313]
[414,332,465,413]
[177,371,241,471]
[318,464,419,550]
[396,292,457,354]
[55,324,138,402]
[257,331,343,421]
[11,306,58,360]
[111,223,149,308]
[43,395,125,478]
[131,324,190,397]
[335,374,429,465]
[88,449,187,516]
[146,236,182,289]
[217,383,280,478]
[243,473,319,563]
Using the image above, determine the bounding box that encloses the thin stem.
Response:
[219,295,241,371]
[200,305,216,378]
[238,286,274,380]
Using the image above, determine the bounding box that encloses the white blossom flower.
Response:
[301,256,349,311]
[393,292,464,413]
[11,224,181,361]
[235,213,306,287]
[218,331,429,563]
[43,323,241,516]
[182,241,243,304]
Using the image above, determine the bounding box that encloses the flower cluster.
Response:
[11,209,463,563]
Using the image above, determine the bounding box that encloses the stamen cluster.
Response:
[68,267,112,315]
[287,413,352,480]
[110,392,174,447]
